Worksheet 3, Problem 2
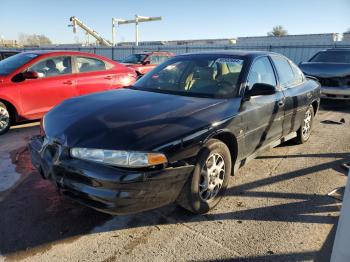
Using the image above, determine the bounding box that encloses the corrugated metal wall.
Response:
[10,43,350,64]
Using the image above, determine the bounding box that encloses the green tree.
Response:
[267,25,288,37]
[18,33,52,46]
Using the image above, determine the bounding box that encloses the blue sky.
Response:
[0,0,349,44]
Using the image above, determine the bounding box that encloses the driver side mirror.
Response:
[142,60,150,65]
[12,71,40,82]
[22,71,39,80]
[245,83,276,100]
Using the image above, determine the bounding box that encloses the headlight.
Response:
[70,148,167,168]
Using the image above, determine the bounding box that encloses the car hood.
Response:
[299,62,350,78]
[44,88,240,151]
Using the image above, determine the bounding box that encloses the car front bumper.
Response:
[28,135,194,215]
[321,86,350,100]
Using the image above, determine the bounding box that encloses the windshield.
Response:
[0,53,39,76]
[310,50,350,63]
[122,54,148,64]
[133,56,244,98]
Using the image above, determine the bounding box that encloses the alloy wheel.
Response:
[302,108,312,140]
[0,106,10,133]
[199,152,226,202]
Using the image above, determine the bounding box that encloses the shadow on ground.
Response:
[0,148,347,261]
[320,99,350,113]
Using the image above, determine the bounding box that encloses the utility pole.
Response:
[112,15,162,46]
[112,18,127,46]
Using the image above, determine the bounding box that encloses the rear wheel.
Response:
[177,139,232,214]
[0,102,11,135]
[295,105,314,144]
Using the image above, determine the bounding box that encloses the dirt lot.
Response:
[0,100,349,262]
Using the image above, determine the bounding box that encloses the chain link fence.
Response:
[8,42,350,64]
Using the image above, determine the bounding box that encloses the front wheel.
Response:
[295,105,314,144]
[0,102,11,136]
[177,139,232,214]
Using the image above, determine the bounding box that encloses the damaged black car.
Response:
[29,51,320,215]
[299,48,350,100]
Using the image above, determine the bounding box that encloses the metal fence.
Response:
[8,42,350,64]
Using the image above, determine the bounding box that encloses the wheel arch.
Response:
[311,99,319,115]
[0,98,19,123]
[208,131,238,175]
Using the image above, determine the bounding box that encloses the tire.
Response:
[295,105,314,144]
[0,102,11,136]
[177,139,232,214]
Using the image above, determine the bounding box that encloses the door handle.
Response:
[104,76,113,80]
[62,80,73,85]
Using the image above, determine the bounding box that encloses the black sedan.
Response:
[299,48,350,100]
[29,51,320,215]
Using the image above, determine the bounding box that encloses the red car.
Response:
[0,51,137,135]
[120,51,174,76]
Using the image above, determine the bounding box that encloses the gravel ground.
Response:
[0,100,349,262]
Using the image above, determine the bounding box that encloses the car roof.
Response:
[20,50,96,55]
[177,50,280,59]
[16,50,117,63]
[133,51,173,55]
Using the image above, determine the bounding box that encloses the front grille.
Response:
[318,77,350,87]
[43,143,59,162]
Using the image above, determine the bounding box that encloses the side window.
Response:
[289,60,304,85]
[248,57,276,88]
[158,56,169,64]
[271,56,295,88]
[28,56,72,78]
[76,57,106,73]
[149,55,159,64]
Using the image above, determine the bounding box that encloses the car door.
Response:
[271,56,309,136]
[240,56,285,157]
[74,56,117,96]
[19,55,77,118]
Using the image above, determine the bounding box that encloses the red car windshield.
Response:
[0,53,39,76]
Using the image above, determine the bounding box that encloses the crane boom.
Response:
[70,16,112,47]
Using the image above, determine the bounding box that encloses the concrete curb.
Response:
[331,168,350,262]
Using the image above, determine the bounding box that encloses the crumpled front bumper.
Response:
[28,135,194,215]
[321,86,350,100]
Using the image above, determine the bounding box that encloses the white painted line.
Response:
[0,153,20,193]
[331,169,350,262]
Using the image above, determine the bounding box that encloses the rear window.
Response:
[310,51,350,63]
[0,53,38,76]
